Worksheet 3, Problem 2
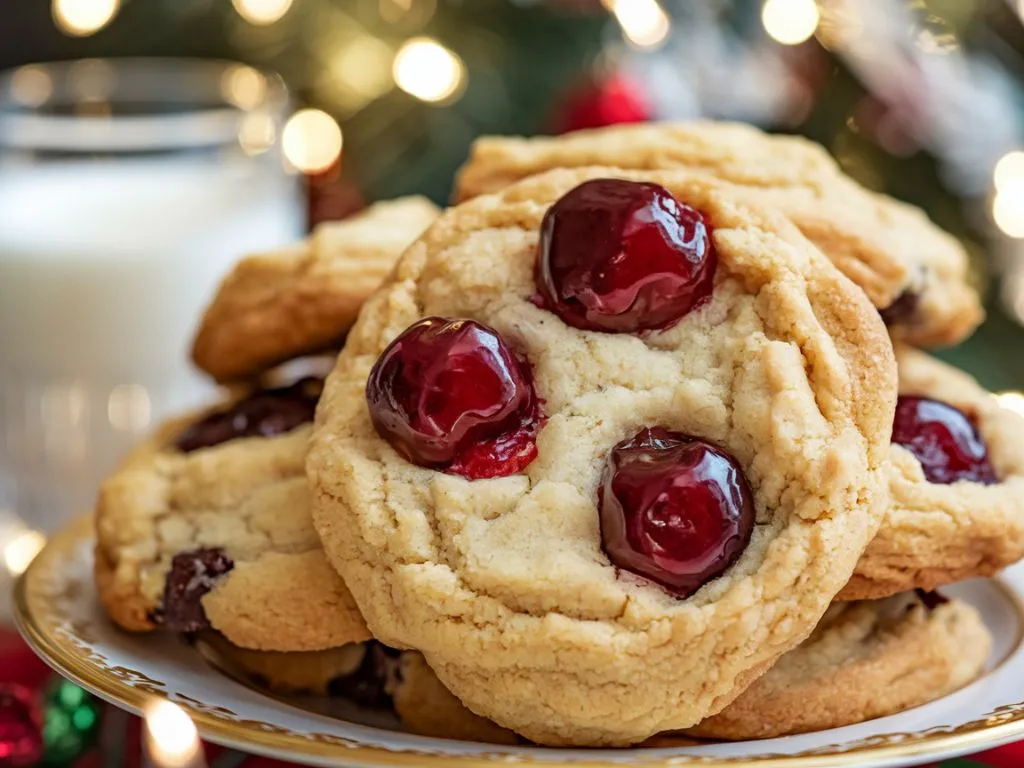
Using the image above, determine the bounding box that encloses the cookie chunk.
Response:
[841,347,1024,600]
[454,123,981,347]
[95,380,370,652]
[687,591,990,739]
[193,196,440,383]
[308,167,896,745]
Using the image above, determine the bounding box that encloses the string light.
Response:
[52,0,120,37]
[238,112,277,156]
[761,0,820,46]
[4,530,45,576]
[221,65,267,110]
[993,183,1024,238]
[143,701,203,768]
[995,151,1024,193]
[10,66,54,107]
[332,36,394,102]
[282,109,343,173]
[603,0,671,50]
[393,37,466,103]
[231,0,293,26]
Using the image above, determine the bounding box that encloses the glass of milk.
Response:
[0,59,306,531]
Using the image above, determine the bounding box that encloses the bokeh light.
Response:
[332,36,394,103]
[762,0,820,46]
[221,64,267,110]
[52,0,120,37]
[232,0,293,26]
[239,112,277,156]
[282,109,343,173]
[604,0,671,50]
[144,701,200,768]
[10,66,54,108]
[3,530,45,576]
[995,151,1024,193]
[994,184,1024,238]
[393,37,466,103]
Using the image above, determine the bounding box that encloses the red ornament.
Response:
[0,684,44,767]
[552,73,650,134]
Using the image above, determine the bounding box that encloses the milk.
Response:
[0,157,304,530]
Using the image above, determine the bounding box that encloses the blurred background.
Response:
[1,0,1024,542]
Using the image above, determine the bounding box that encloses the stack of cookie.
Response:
[94,122,1024,747]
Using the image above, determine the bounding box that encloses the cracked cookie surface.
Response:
[94,405,370,652]
[840,347,1024,600]
[687,591,990,739]
[193,196,439,383]
[308,166,896,746]
[454,122,981,348]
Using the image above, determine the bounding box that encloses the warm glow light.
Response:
[993,182,1024,239]
[221,65,267,110]
[4,531,45,576]
[231,0,293,25]
[392,37,465,103]
[144,701,200,768]
[10,66,54,107]
[996,391,1024,419]
[52,0,120,36]
[282,109,342,173]
[604,0,671,50]
[333,37,394,100]
[995,151,1024,193]
[762,0,820,45]
[238,112,277,156]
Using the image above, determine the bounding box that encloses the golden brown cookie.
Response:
[454,122,981,347]
[95,380,370,652]
[687,591,991,739]
[193,196,440,383]
[309,167,896,745]
[840,347,1024,600]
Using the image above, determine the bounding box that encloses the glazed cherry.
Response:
[535,178,716,333]
[599,427,754,598]
[366,317,541,479]
[892,395,997,485]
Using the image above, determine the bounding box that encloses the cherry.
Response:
[535,178,716,333]
[366,317,541,480]
[175,378,321,453]
[160,548,234,632]
[892,395,997,485]
[599,427,754,598]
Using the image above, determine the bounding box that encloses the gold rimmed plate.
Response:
[15,515,1024,768]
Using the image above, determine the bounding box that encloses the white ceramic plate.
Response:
[15,516,1024,768]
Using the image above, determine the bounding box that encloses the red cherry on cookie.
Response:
[892,395,997,485]
[366,317,541,479]
[535,179,716,333]
[599,427,755,598]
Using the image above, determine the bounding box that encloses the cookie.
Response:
[95,379,370,652]
[308,167,896,745]
[454,122,981,347]
[840,346,1024,600]
[192,196,440,383]
[687,591,991,739]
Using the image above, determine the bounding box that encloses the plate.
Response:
[15,515,1024,768]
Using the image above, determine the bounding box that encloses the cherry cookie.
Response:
[193,196,439,383]
[840,346,1024,600]
[95,379,370,652]
[308,167,897,745]
[454,122,982,347]
[687,591,990,739]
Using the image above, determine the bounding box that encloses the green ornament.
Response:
[41,679,101,766]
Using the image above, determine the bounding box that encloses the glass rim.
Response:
[0,57,290,152]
